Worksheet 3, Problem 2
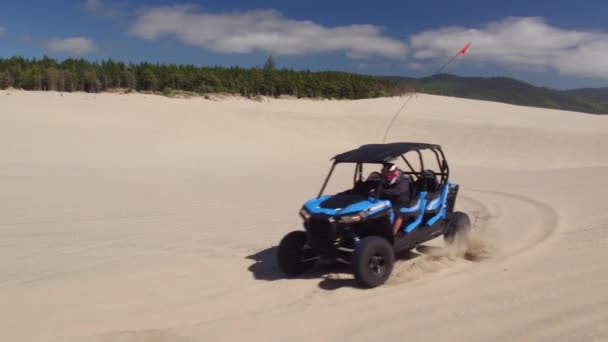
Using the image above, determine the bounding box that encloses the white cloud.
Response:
[128,9,608,79]
[410,17,608,78]
[47,37,98,55]
[84,0,123,17]
[407,62,425,71]
[129,5,407,59]
[84,0,102,12]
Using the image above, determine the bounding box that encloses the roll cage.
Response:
[317,142,450,199]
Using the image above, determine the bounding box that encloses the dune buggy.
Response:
[277,142,471,288]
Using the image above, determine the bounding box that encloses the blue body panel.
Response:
[403,192,427,232]
[426,183,453,226]
[304,196,392,217]
[400,199,421,213]
[303,181,458,234]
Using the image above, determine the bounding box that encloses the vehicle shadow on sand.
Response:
[246,246,351,283]
[246,247,423,290]
[246,246,283,281]
[316,250,421,290]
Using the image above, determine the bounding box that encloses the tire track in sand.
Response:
[387,189,559,286]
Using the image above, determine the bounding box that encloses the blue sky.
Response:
[1,0,607,89]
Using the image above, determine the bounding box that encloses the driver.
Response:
[376,164,411,235]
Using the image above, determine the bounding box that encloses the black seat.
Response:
[415,169,439,193]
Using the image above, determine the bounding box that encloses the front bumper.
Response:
[304,215,352,257]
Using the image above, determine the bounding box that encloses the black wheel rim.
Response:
[368,252,386,277]
[293,240,314,262]
[292,242,305,260]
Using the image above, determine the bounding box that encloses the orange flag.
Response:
[458,42,472,55]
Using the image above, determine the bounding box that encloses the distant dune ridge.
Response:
[385,74,608,114]
[2,56,607,114]
[0,90,607,341]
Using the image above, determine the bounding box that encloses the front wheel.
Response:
[277,231,317,276]
[352,236,395,288]
[444,211,471,245]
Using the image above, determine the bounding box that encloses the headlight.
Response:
[339,210,369,223]
[299,207,311,220]
[339,213,363,223]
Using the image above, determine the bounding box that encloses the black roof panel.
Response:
[332,142,441,163]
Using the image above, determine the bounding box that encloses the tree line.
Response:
[0,56,407,99]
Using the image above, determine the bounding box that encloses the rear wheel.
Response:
[353,236,395,288]
[444,211,471,245]
[277,231,317,276]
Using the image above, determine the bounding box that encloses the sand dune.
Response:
[0,90,607,341]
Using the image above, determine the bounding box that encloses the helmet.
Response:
[384,164,399,185]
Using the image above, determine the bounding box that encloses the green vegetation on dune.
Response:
[386,74,608,114]
[562,87,608,105]
[0,56,402,100]
[1,55,606,114]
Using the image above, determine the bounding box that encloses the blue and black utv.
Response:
[277,142,471,288]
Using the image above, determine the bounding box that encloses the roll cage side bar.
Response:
[317,148,450,199]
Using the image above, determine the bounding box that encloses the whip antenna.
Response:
[382,42,472,143]
[382,93,415,143]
